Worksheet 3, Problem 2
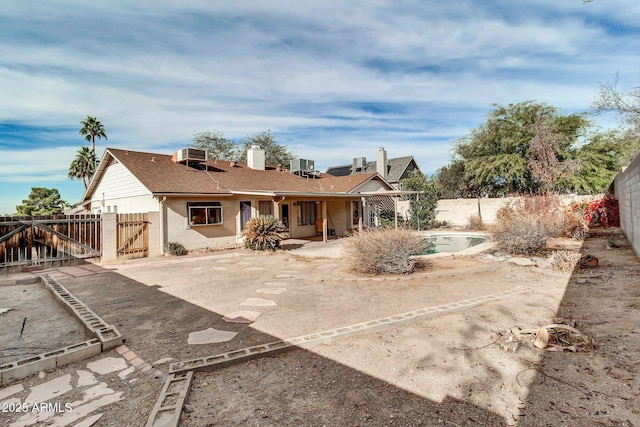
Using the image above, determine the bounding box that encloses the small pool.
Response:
[416,234,488,255]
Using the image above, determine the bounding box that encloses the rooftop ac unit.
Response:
[353,156,367,171]
[290,158,314,174]
[177,148,207,163]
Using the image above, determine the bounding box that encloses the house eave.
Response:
[230,190,363,198]
[152,192,234,198]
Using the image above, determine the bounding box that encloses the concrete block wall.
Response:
[435,194,601,227]
[614,152,640,257]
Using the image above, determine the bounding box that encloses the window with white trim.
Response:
[188,202,223,226]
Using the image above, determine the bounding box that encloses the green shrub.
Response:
[241,215,289,251]
[166,241,187,256]
[493,196,563,255]
[342,228,428,275]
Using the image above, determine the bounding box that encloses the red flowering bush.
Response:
[572,195,620,228]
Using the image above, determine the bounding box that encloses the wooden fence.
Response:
[0,215,101,269]
[116,213,149,259]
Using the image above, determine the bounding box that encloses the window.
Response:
[258,201,273,217]
[188,202,223,226]
[297,201,317,226]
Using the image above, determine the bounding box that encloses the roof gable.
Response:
[325,155,421,183]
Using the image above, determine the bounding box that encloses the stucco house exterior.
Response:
[81,146,395,252]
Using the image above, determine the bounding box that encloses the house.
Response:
[324,147,422,189]
[325,147,423,218]
[81,146,395,253]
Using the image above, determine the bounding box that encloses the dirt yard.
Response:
[1,232,639,426]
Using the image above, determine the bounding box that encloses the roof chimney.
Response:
[247,145,265,170]
[376,147,387,179]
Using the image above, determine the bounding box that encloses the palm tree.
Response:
[79,116,107,168]
[68,146,96,189]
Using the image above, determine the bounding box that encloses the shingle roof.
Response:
[325,156,418,183]
[84,148,390,201]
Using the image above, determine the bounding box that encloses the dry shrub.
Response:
[241,216,289,251]
[493,196,563,255]
[562,208,588,240]
[549,250,581,273]
[466,214,486,231]
[342,228,427,275]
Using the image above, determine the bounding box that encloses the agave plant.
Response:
[241,215,289,251]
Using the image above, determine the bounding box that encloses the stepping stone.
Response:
[0,383,23,401]
[240,298,276,307]
[86,357,128,375]
[188,328,238,344]
[71,382,116,406]
[263,281,288,287]
[222,310,262,324]
[76,370,98,387]
[25,374,72,405]
[118,367,135,379]
[52,393,123,426]
[255,288,287,295]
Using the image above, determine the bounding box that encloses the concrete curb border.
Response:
[39,274,124,351]
[0,339,101,385]
[0,275,124,386]
[169,286,530,375]
[145,371,193,427]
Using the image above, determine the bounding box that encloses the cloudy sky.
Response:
[1,0,639,214]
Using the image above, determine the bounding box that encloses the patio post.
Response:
[394,195,398,229]
[322,201,328,243]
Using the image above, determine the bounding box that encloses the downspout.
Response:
[159,196,167,255]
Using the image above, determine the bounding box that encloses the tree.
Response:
[68,146,96,189]
[559,129,640,193]
[191,130,238,160]
[527,114,579,194]
[435,161,478,199]
[79,116,107,169]
[237,130,295,166]
[454,101,589,196]
[399,170,439,230]
[593,75,640,133]
[16,188,69,215]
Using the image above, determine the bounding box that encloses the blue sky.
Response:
[1,0,639,214]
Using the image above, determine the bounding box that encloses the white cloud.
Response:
[0,0,638,202]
